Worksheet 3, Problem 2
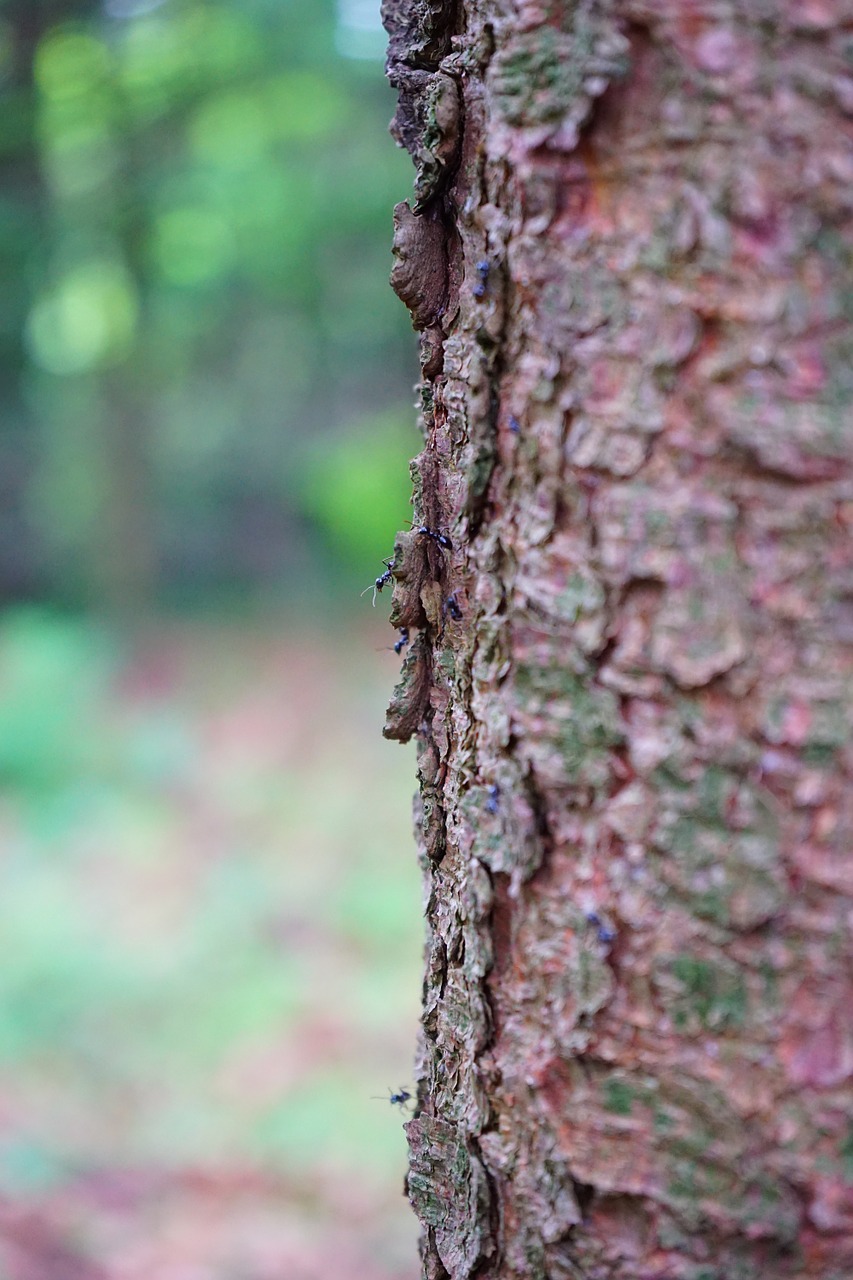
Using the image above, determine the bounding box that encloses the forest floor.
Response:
[0,608,420,1280]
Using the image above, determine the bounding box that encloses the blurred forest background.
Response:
[0,0,422,1277]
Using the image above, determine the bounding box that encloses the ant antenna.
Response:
[361,559,394,606]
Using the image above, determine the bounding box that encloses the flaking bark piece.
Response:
[389,528,430,629]
[384,630,431,743]
[382,0,458,71]
[390,201,448,331]
[413,73,462,211]
[406,1115,494,1279]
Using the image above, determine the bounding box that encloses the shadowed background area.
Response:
[0,0,421,1275]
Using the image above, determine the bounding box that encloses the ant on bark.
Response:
[407,520,452,551]
[362,556,395,606]
[371,1087,413,1110]
[473,259,489,299]
[394,627,410,655]
[586,911,616,945]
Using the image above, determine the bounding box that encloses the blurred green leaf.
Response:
[26,257,139,373]
[0,607,115,791]
[297,409,416,576]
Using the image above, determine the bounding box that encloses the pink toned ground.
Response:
[0,615,420,1280]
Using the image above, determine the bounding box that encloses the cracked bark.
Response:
[381,3,853,1277]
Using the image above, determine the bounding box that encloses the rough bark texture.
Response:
[381,2,853,1277]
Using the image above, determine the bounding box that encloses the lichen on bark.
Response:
[382,1,853,1277]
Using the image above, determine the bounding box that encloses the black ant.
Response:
[473,259,489,299]
[445,594,462,621]
[362,557,395,606]
[408,520,452,551]
[372,1087,412,1110]
[486,784,500,814]
[509,415,521,434]
[586,911,616,945]
[394,627,410,655]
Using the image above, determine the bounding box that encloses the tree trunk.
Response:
[381,2,853,1277]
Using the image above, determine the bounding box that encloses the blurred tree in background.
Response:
[0,0,415,613]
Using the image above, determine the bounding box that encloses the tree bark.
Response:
[381,2,853,1277]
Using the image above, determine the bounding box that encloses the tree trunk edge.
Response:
[383,3,853,1278]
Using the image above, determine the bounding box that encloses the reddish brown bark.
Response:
[381,2,853,1277]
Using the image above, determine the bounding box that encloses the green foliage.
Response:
[298,408,416,577]
[0,606,116,792]
[1,0,414,608]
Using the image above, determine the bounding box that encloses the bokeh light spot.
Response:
[26,259,139,375]
[35,30,111,101]
[152,207,233,287]
[188,89,271,171]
